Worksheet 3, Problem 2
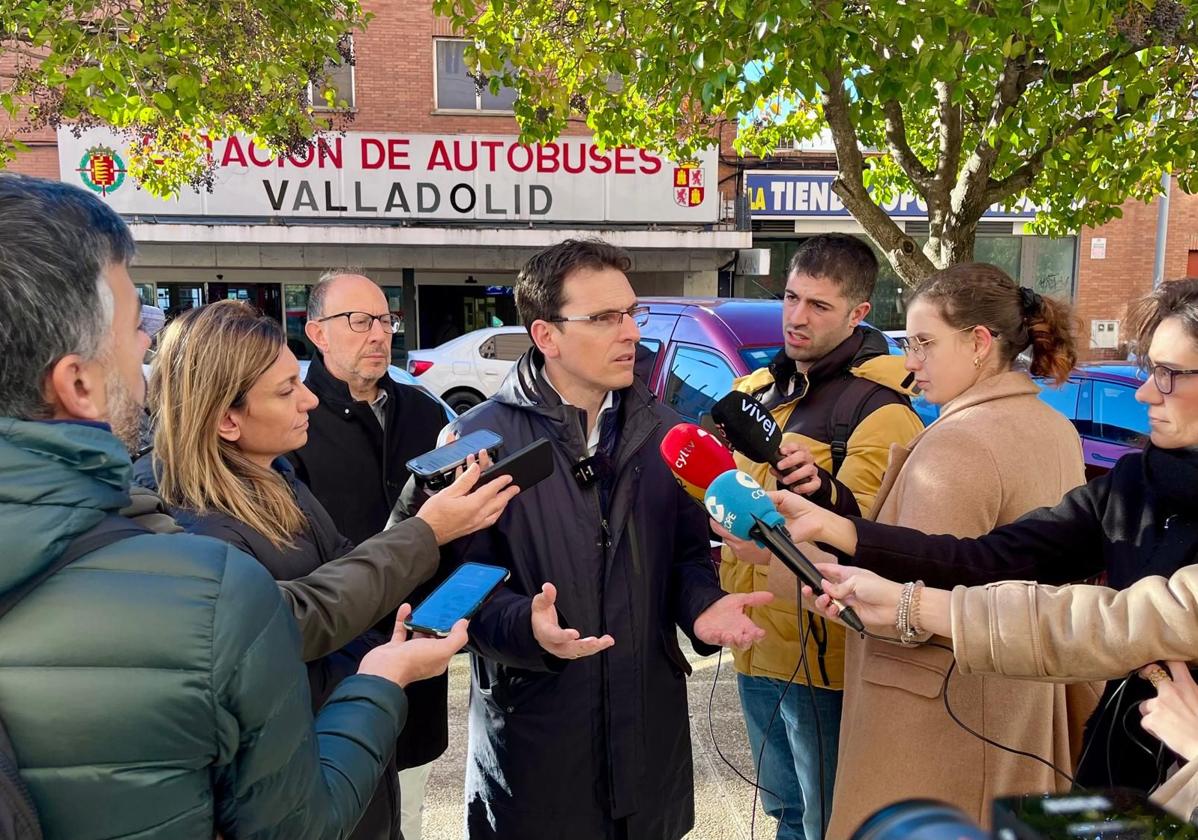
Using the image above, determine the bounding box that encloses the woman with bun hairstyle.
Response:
[721,263,1093,835]
[777,278,1198,815]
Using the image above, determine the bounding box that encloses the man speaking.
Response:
[445,238,770,840]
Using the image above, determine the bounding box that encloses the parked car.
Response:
[909,361,1149,478]
[405,327,533,415]
[405,299,903,416]
[1040,362,1149,478]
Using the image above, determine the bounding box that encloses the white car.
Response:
[405,327,533,415]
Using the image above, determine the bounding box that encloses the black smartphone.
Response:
[406,429,503,491]
[477,439,555,492]
[404,562,511,637]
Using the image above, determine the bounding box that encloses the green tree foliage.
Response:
[1,0,367,196]
[436,0,1198,283]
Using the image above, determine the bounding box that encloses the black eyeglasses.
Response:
[547,305,650,329]
[316,311,402,334]
[1151,364,1198,395]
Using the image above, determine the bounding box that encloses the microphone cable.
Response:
[859,629,1079,786]
[705,589,830,839]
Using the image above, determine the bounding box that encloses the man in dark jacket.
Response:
[446,238,772,840]
[290,269,453,840]
[0,173,463,839]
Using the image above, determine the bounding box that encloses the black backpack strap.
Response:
[827,378,891,477]
[0,515,149,622]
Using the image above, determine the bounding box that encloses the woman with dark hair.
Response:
[138,300,520,840]
[773,278,1198,812]
[722,263,1093,834]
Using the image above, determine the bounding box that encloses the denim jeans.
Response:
[737,673,843,840]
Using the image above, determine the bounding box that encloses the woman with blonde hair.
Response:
[721,263,1095,835]
[137,300,518,840]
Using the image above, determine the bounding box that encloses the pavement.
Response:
[421,642,776,840]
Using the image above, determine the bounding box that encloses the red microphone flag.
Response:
[659,423,737,501]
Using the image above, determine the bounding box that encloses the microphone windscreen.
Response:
[660,423,736,500]
[711,391,782,465]
[704,469,785,538]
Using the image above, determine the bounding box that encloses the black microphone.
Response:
[710,391,784,467]
[706,469,865,633]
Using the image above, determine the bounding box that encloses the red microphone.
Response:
[659,423,737,502]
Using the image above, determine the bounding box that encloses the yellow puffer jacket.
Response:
[719,331,923,689]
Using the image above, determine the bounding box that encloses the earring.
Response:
[973,357,982,368]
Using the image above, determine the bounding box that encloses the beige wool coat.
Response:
[950,568,1198,822]
[827,371,1097,837]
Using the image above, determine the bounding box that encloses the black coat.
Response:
[291,352,449,544]
[290,352,453,770]
[131,457,402,840]
[851,445,1198,793]
[447,349,725,840]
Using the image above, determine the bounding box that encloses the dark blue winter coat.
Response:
[447,349,725,840]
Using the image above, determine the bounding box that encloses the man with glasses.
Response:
[444,238,769,840]
[291,269,453,840]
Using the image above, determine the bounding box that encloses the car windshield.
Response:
[739,346,781,372]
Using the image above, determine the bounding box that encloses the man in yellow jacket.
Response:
[718,234,923,840]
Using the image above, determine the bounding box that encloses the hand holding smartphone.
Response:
[405,562,511,637]
[407,430,503,491]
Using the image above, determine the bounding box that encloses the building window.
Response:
[434,38,516,112]
[309,37,355,110]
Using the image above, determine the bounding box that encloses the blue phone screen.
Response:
[409,563,508,633]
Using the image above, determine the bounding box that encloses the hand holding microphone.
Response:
[710,392,822,495]
[704,469,865,633]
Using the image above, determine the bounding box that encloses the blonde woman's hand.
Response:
[417,458,519,544]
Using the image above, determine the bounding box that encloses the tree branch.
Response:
[882,99,933,192]
[953,47,1033,223]
[934,80,963,189]
[1041,49,1141,87]
[823,62,935,284]
[982,112,1101,205]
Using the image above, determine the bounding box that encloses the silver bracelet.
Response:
[895,581,925,646]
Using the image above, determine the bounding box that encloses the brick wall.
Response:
[355,0,594,138]
[1075,178,1198,358]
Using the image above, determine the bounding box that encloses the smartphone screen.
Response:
[406,429,503,488]
[406,562,510,636]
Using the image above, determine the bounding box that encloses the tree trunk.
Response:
[935,221,978,267]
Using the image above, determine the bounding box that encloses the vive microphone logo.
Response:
[741,398,778,438]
